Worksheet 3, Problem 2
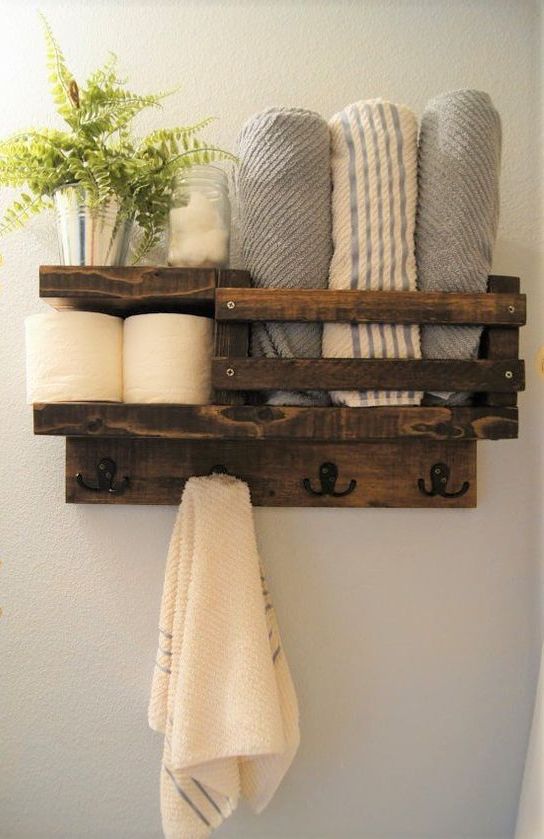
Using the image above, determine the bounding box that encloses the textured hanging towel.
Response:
[148,474,299,839]
[415,90,501,404]
[322,100,422,407]
[237,107,332,406]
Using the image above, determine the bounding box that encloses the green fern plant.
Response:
[0,14,235,262]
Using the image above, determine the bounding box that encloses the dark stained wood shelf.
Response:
[33,268,525,508]
[66,437,478,508]
[39,265,250,316]
[215,286,526,325]
[33,403,519,441]
[212,358,525,393]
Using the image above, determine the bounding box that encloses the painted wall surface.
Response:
[1,2,542,837]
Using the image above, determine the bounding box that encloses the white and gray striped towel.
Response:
[323,99,422,407]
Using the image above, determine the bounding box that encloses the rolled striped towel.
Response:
[237,107,332,405]
[416,90,501,404]
[322,100,422,406]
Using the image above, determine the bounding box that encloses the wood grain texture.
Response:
[215,287,526,325]
[34,403,519,441]
[212,358,525,393]
[65,437,477,507]
[480,276,521,407]
[39,265,250,316]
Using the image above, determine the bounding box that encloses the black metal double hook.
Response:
[303,462,357,498]
[417,462,470,499]
[76,458,129,495]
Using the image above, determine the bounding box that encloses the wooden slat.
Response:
[213,270,250,404]
[65,437,477,508]
[33,403,519,441]
[212,358,525,393]
[215,288,526,325]
[481,276,521,407]
[39,265,250,316]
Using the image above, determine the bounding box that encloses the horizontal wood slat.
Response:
[33,403,518,441]
[40,266,250,316]
[212,358,525,393]
[215,288,526,325]
[65,437,477,508]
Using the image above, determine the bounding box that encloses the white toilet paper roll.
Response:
[25,310,123,403]
[123,313,213,404]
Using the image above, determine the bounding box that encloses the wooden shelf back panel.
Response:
[212,358,525,393]
[66,437,477,508]
[34,403,518,442]
[215,287,526,325]
[39,266,250,315]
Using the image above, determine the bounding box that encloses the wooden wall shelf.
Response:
[40,265,250,316]
[33,403,518,442]
[34,266,526,508]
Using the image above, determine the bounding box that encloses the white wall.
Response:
[1,2,542,837]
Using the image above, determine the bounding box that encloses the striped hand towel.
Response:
[322,99,422,407]
[416,90,501,404]
[237,107,332,406]
[148,474,299,839]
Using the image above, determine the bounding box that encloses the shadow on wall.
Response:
[494,238,544,635]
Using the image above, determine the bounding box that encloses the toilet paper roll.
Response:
[25,310,123,403]
[123,313,213,404]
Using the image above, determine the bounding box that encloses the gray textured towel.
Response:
[237,107,332,405]
[416,90,501,404]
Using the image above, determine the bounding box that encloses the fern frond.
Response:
[86,52,125,89]
[0,193,51,235]
[161,145,237,173]
[139,118,216,153]
[40,13,77,122]
[129,224,161,264]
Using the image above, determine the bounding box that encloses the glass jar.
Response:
[168,165,231,268]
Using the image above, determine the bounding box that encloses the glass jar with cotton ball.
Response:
[168,165,231,268]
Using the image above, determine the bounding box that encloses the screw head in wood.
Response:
[505,370,513,379]
[226,367,235,377]
[226,300,235,310]
[508,305,515,314]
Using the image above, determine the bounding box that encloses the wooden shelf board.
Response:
[66,437,477,508]
[215,288,526,325]
[33,403,518,441]
[39,266,250,316]
[212,358,525,393]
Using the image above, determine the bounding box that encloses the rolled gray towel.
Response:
[416,90,502,404]
[237,107,332,405]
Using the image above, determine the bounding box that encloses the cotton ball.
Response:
[170,192,221,234]
[203,228,229,264]
[168,191,229,267]
[175,233,212,267]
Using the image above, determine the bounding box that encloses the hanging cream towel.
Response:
[322,99,422,406]
[148,474,299,839]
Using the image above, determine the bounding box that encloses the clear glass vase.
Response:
[54,186,133,266]
[168,165,230,268]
